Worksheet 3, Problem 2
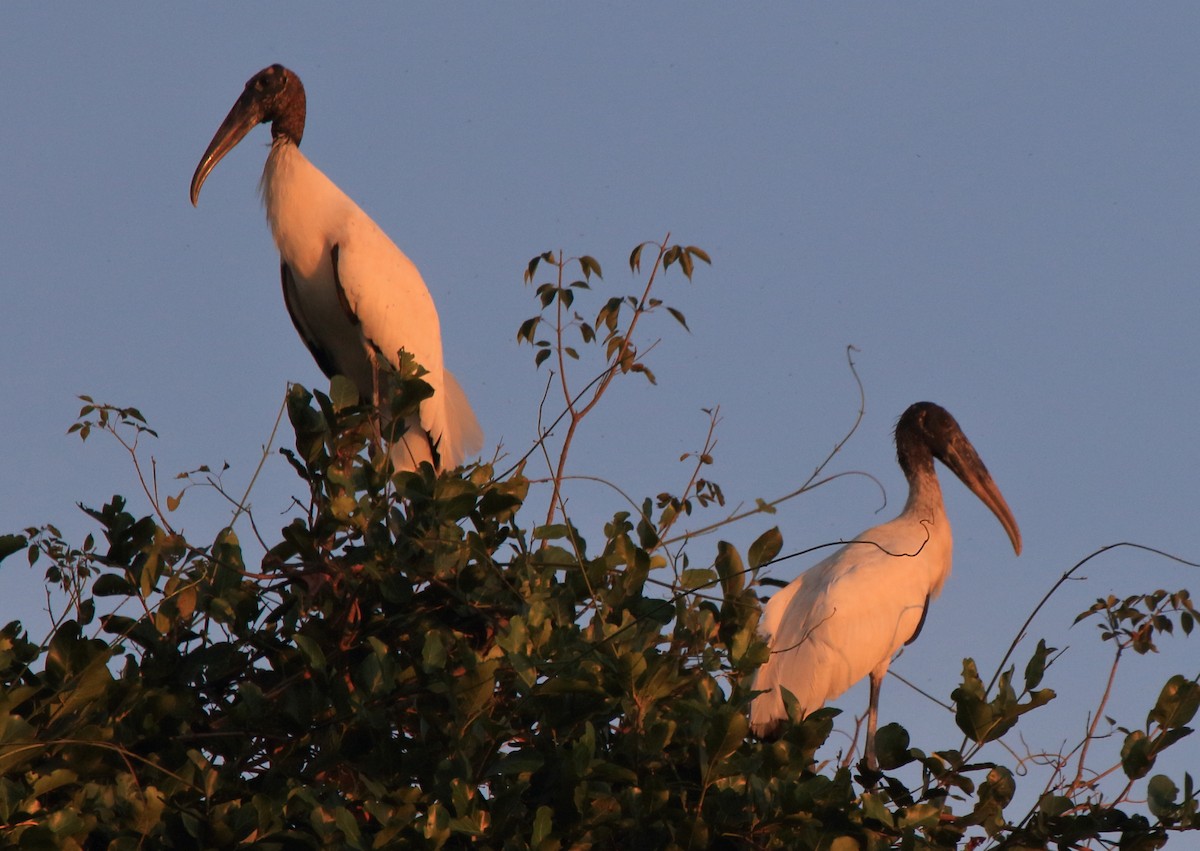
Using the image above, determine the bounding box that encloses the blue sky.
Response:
[2,5,1197,806]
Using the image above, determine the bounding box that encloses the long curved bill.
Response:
[942,432,1023,556]
[189,87,265,206]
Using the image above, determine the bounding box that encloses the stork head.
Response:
[190,64,307,206]
[896,401,1022,555]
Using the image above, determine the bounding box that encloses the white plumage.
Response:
[191,64,481,472]
[749,402,1021,768]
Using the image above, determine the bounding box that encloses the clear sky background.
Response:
[2,5,1198,809]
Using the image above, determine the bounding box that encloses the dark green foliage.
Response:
[1,241,1196,848]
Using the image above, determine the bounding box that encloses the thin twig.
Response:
[663,345,873,546]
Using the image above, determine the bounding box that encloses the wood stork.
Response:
[190,64,482,473]
[749,402,1021,769]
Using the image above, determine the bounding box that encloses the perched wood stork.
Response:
[190,64,482,472]
[749,402,1021,769]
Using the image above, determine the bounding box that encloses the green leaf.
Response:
[294,633,327,671]
[896,803,942,829]
[629,242,646,272]
[979,765,1016,808]
[524,253,542,283]
[681,568,717,591]
[1037,793,1073,817]
[1023,638,1053,692]
[93,573,136,597]
[1149,674,1200,729]
[31,768,78,797]
[748,527,782,569]
[1121,729,1154,779]
[489,749,544,778]
[477,490,524,518]
[874,722,912,770]
[533,524,569,541]
[705,709,748,764]
[754,497,777,515]
[954,658,1054,743]
[422,632,446,671]
[329,375,359,411]
[0,535,26,565]
[517,316,541,343]
[1147,774,1180,820]
[531,805,554,846]
[715,541,745,599]
[861,792,895,828]
[578,254,602,280]
[678,250,694,279]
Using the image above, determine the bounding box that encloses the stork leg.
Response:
[368,347,381,411]
[365,346,397,471]
[865,665,885,771]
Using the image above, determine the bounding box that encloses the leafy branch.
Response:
[518,234,707,529]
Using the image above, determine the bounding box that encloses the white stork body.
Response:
[261,142,480,470]
[749,402,1021,768]
[191,64,481,472]
[750,478,953,733]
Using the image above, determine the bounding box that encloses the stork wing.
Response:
[331,220,481,470]
[281,262,340,380]
[750,537,934,735]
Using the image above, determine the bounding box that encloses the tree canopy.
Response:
[1,239,1196,849]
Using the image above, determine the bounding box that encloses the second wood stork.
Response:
[190,64,482,473]
[749,402,1021,769]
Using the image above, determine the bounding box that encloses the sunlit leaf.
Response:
[579,254,602,280]
[681,568,716,591]
[1121,729,1154,779]
[667,307,690,331]
[715,541,745,600]
[329,375,359,411]
[1149,674,1200,729]
[517,316,541,343]
[1147,774,1180,820]
[754,498,777,515]
[748,527,782,570]
[1023,638,1053,692]
[629,242,646,272]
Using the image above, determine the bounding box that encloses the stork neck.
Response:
[902,463,945,516]
[897,431,946,515]
[270,105,305,146]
